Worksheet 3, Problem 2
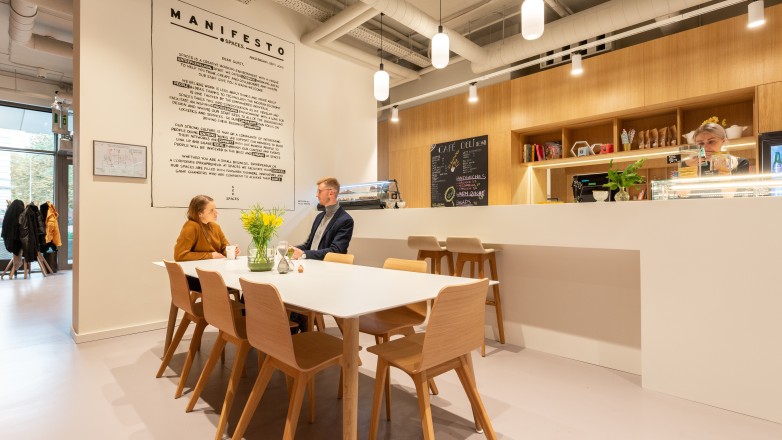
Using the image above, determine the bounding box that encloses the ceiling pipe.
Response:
[9,0,73,57]
[472,0,713,73]
[357,0,488,65]
[544,0,573,17]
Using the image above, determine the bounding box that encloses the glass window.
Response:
[0,106,55,151]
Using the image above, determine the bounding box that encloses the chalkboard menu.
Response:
[431,135,488,207]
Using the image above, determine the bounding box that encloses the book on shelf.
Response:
[535,144,544,162]
[544,141,562,160]
[523,144,533,162]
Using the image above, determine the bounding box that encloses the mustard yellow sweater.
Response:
[174,220,229,261]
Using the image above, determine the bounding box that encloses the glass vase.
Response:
[247,241,274,272]
[615,187,631,202]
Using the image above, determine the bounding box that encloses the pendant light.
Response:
[747,1,765,28]
[391,105,399,122]
[468,83,478,103]
[521,0,545,40]
[431,0,449,69]
[374,13,390,101]
[571,53,583,76]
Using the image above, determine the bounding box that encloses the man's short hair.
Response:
[317,176,340,194]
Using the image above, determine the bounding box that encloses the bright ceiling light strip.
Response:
[527,149,673,169]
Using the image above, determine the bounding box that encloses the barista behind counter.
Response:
[684,123,750,175]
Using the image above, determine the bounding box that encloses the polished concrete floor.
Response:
[2,270,782,439]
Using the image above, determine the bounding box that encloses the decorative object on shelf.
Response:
[702,116,727,127]
[725,125,748,139]
[241,204,284,271]
[600,143,614,154]
[592,190,609,202]
[683,130,696,145]
[603,158,646,202]
[621,129,635,151]
[544,141,562,159]
[650,128,659,148]
[571,141,593,157]
[590,143,602,155]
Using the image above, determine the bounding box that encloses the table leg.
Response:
[342,316,359,439]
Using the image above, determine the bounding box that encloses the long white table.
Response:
[156,257,473,438]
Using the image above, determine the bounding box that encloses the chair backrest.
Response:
[383,258,428,317]
[239,278,298,367]
[163,260,198,316]
[407,235,443,252]
[324,252,354,264]
[195,268,244,339]
[445,236,487,254]
[419,279,489,371]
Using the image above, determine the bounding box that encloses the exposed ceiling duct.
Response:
[471,0,713,73]
[8,0,73,62]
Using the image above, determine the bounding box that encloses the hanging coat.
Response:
[18,204,45,262]
[45,204,62,247]
[2,200,25,255]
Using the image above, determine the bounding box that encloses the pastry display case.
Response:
[317,180,403,210]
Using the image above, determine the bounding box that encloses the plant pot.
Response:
[247,242,274,272]
[615,187,630,202]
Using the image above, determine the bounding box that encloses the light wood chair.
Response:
[408,235,454,275]
[446,237,505,357]
[323,251,355,264]
[232,278,344,440]
[186,268,251,440]
[359,258,438,421]
[368,278,495,440]
[156,261,208,399]
[288,252,355,332]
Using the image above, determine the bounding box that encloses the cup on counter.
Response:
[225,245,237,260]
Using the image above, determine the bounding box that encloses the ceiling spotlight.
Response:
[468,83,478,103]
[431,0,449,68]
[521,0,545,40]
[747,1,765,28]
[391,105,399,122]
[571,53,583,76]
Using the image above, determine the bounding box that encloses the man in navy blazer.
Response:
[292,176,354,261]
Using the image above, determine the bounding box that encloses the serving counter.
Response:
[347,197,782,424]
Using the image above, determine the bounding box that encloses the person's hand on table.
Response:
[292,247,304,260]
[211,252,226,259]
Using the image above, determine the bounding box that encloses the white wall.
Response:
[73,0,377,339]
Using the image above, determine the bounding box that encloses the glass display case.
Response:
[317,180,403,210]
[651,173,782,200]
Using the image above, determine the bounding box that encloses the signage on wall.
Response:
[151,0,295,209]
[430,135,489,207]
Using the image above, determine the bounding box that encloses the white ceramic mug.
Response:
[225,245,237,260]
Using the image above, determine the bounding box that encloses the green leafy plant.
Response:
[603,158,646,190]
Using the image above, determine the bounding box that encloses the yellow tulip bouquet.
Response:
[702,116,727,127]
[241,204,284,271]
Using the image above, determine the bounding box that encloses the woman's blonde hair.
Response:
[693,122,728,142]
[186,195,214,222]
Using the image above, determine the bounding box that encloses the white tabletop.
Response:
[156,257,478,318]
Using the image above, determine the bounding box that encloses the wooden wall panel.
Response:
[758,82,782,133]
[377,120,388,180]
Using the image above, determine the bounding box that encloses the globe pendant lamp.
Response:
[374,13,389,101]
[431,0,449,69]
[747,1,765,28]
[521,0,545,40]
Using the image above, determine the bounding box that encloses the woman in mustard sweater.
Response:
[174,195,239,261]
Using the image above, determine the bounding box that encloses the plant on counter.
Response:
[603,158,646,201]
[240,204,284,271]
[702,116,727,127]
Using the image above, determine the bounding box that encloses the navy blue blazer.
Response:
[296,206,354,260]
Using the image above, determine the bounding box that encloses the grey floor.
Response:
[2,271,782,440]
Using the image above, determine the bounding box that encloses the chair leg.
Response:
[283,374,308,440]
[308,376,316,423]
[315,313,326,331]
[176,319,207,398]
[186,334,227,412]
[428,379,439,395]
[163,302,178,353]
[455,355,496,439]
[232,355,276,440]
[157,314,191,378]
[413,372,435,440]
[369,358,389,440]
[215,340,251,440]
[446,252,455,276]
[489,255,505,344]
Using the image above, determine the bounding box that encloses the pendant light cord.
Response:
[379,13,384,64]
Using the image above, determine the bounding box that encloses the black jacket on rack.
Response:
[18,204,46,262]
[2,199,25,255]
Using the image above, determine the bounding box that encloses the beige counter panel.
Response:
[349,198,782,424]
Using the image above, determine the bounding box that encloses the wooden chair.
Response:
[186,268,251,440]
[359,258,438,421]
[232,278,344,440]
[156,261,208,399]
[323,252,354,264]
[446,237,505,357]
[408,236,454,275]
[288,252,355,332]
[367,279,495,440]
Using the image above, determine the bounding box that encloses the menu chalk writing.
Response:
[431,135,488,207]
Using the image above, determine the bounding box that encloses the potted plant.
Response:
[240,204,284,271]
[603,158,646,201]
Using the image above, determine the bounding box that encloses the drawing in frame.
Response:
[93,141,147,179]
